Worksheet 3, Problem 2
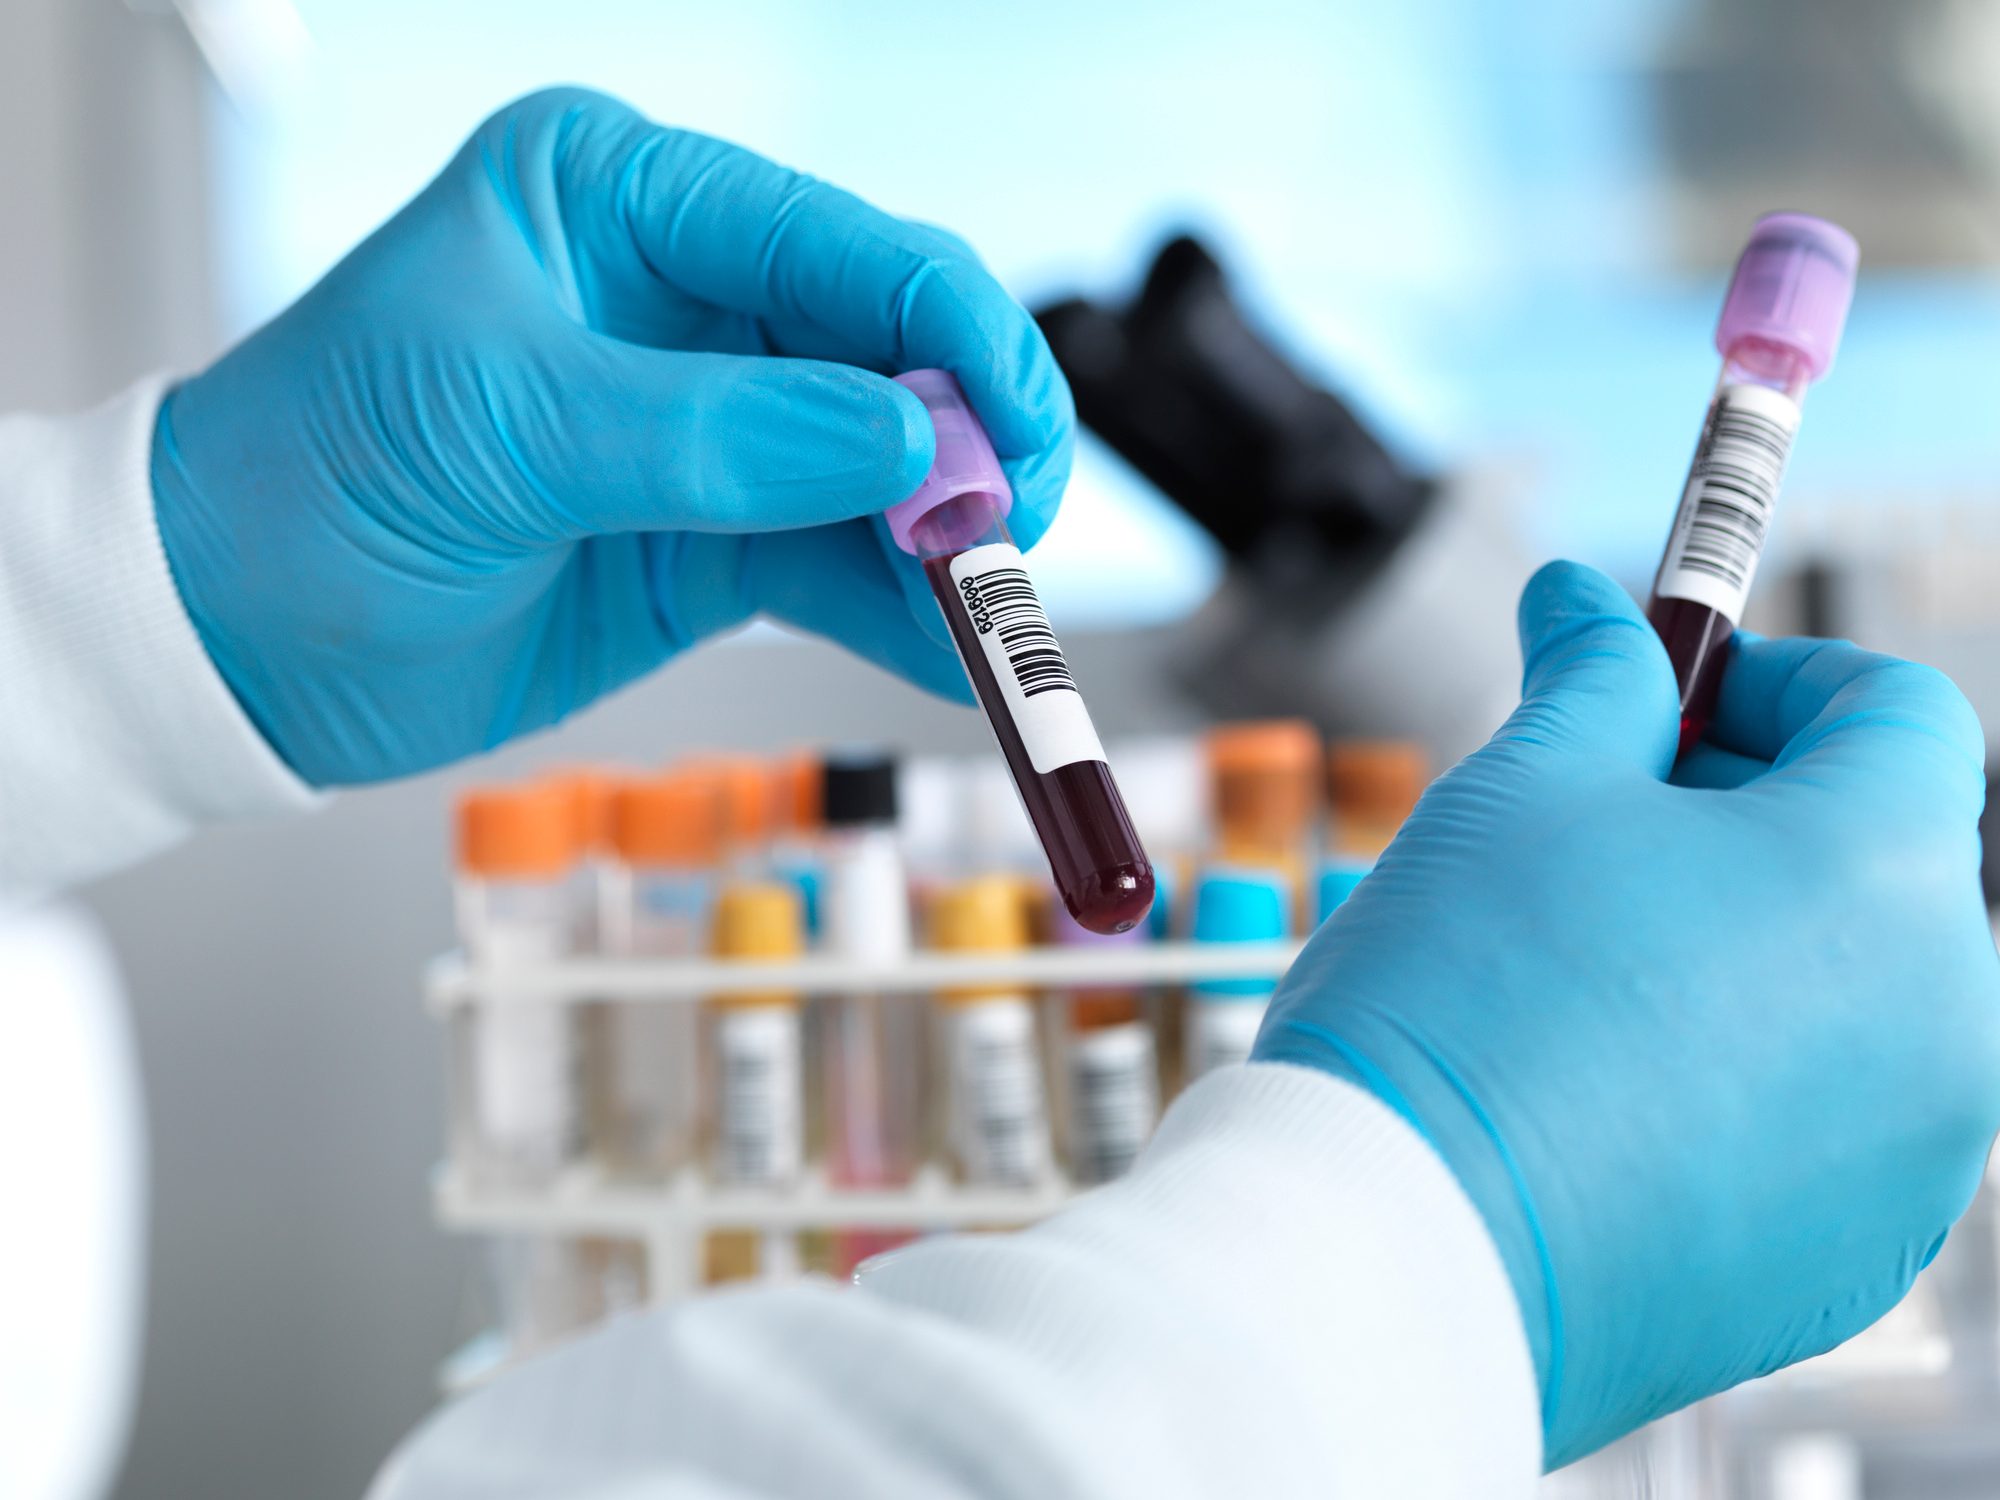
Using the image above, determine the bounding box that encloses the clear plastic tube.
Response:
[453,786,586,1189]
[1647,214,1858,752]
[455,873,584,1186]
[600,773,719,1178]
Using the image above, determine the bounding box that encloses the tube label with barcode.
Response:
[950,998,1052,1185]
[949,544,1107,774]
[1654,382,1801,622]
[1068,1022,1160,1185]
[1187,1000,1267,1078]
[716,1008,803,1185]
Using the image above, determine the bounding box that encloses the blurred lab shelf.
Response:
[425,939,1307,1009]
[435,1162,1078,1235]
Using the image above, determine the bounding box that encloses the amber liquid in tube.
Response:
[912,493,1153,934]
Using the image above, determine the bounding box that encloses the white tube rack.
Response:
[424,939,1305,1009]
[437,1163,1079,1236]
[429,938,1305,1373]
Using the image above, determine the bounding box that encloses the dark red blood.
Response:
[925,553,1154,934]
[1648,593,1734,756]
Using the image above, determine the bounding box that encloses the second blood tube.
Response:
[1647,214,1858,751]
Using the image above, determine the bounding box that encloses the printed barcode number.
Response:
[1656,383,1800,620]
[962,566,1079,698]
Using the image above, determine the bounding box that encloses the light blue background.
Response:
[211,0,2000,626]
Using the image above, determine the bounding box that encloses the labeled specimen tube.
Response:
[1183,867,1289,1079]
[885,369,1154,935]
[927,877,1055,1186]
[452,785,586,1187]
[1049,905,1159,1185]
[1648,214,1858,752]
[600,771,720,1178]
[706,882,807,1187]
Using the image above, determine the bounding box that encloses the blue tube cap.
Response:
[1315,861,1371,926]
[1190,866,1289,999]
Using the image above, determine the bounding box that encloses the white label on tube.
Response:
[715,1007,803,1185]
[476,1003,581,1163]
[1068,1021,1160,1184]
[950,997,1051,1185]
[1654,382,1801,622]
[1187,999,1268,1078]
[948,543,1107,774]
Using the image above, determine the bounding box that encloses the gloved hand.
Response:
[1257,560,2000,1467]
[151,87,1072,786]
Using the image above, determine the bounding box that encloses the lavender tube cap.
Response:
[1715,213,1860,382]
[883,369,1013,555]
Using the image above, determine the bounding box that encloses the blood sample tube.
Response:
[885,369,1154,935]
[711,756,782,878]
[819,753,924,1274]
[1048,905,1159,1185]
[601,770,721,1178]
[452,784,585,1187]
[1648,214,1858,752]
[1184,867,1290,1079]
[927,876,1055,1186]
[707,882,807,1188]
[767,750,825,938]
[541,766,620,950]
[1206,719,1322,930]
[1325,739,1428,860]
[705,880,808,1284]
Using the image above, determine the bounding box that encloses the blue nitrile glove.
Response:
[151,87,1072,786]
[1257,560,2000,1467]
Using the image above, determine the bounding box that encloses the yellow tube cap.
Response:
[927,876,1030,1002]
[710,881,804,1007]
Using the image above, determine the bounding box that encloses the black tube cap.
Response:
[821,752,899,827]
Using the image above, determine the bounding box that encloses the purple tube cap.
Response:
[884,369,1013,555]
[1715,213,1860,382]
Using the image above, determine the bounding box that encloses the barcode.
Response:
[949,543,1108,774]
[958,1022,1050,1184]
[1656,383,1801,619]
[720,1050,779,1178]
[962,567,1078,698]
[1676,403,1790,587]
[1070,1035,1158,1184]
[717,1015,800,1184]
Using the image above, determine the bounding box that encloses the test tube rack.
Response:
[426,938,1303,1310]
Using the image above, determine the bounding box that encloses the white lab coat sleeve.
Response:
[0,380,316,901]
[0,906,146,1500]
[369,1064,1542,1500]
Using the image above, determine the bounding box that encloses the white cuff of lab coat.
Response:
[369,1063,1540,1500]
[865,1062,1544,1498]
[0,378,317,901]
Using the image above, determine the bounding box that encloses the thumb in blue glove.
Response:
[152,87,1073,786]
[1258,559,2000,1466]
